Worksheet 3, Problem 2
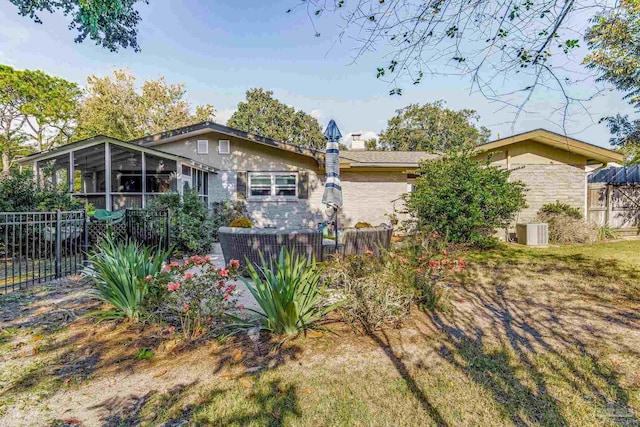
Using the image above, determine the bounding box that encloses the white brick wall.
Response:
[509,163,586,223]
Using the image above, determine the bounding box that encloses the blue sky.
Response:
[0,0,635,147]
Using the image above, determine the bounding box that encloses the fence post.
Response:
[165,209,171,262]
[83,210,89,265]
[55,210,62,278]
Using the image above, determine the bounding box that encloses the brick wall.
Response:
[509,163,586,223]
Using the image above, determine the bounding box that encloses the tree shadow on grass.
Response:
[429,279,640,427]
[368,330,449,427]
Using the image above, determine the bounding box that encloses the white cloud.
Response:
[214,108,235,125]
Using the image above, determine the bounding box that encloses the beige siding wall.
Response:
[152,131,326,229]
[339,170,408,227]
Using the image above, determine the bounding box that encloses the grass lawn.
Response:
[0,240,639,426]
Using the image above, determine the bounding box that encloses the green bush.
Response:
[211,200,248,238]
[230,248,340,336]
[0,168,83,212]
[149,190,216,254]
[539,201,583,219]
[87,234,171,321]
[405,153,527,245]
[229,217,253,228]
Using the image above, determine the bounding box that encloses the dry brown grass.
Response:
[0,240,639,426]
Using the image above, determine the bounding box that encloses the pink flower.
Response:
[184,259,191,265]
[400,257,409,264]
[165,265,172,272]
[229,259,240,269]
[389,253,396,259]
[416,268,423,274]
[219,269,229,277]
[145,275,153,281]
[224,294,229,300]
[226,284,236,293]
[183,303,190,311]
[418,255,425,262]
[168,326,175,333]
[167,282,180,292]
[364,250,373,256]
[428,260,441,268]
[183,273,195,280]
[238,305,244,311]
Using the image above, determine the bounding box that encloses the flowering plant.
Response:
[146,255,241,340]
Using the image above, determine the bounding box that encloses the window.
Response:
[352,133,362,141]
[145,154,177,193]
[197,140,209,155]
[218,140,230,154]
[181,165,191,176]
[191,169,209,204]
[248,172,297,199]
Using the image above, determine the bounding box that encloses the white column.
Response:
[105,142,112,211]
[141,152,146,208]
[68,151,74,193]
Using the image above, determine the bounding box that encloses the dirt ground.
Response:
[1,242,639,426]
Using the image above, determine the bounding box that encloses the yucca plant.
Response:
[87,234,171,321]
[230,248,340,336]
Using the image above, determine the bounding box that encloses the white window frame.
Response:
[197,139,209,155]
[248,172,298,201]
[218,140,230,154]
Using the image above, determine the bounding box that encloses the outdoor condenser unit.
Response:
[516,223,549,246]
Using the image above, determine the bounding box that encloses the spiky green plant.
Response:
[87,234,171,321]
[230,248,340,336]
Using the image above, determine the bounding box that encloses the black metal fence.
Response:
[0,209,170,294]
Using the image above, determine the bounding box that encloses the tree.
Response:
[0,65,30,173]
[9,0,147,52]
[75,69,215,141]
[379,101,490,153]
[364,138,378,151]
[227,88,326,149]
[584,0,640,163]
[20,69,81,152]
[405,153,527,245]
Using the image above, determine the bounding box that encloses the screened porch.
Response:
[32,138,215,211]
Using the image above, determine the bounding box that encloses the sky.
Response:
[0,0,636,148]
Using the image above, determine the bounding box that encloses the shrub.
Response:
[230,249,339,336]
[145,255,241,340]
[229,217,253,228]
[0,168,83,212]
[211,201,248,238]
[354,222,373,229]
[598,224,618,240]
[87,234,171,321]
[322,231,465,331]
[405,153,527,245]
[149,190,216,254]
[536,203,599,244]
[323,255,413,332]
[539,201,582,219]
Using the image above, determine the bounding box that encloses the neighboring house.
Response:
[16,123,623,232]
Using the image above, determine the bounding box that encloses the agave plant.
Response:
[231,248,340,336]
[87,234,171,321]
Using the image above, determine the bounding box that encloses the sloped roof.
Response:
[340,150,438,167]
[475,129,624,164]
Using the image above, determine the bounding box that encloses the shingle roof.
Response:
[588,166,640,184]
[340,150,438,166]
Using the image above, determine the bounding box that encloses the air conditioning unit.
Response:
[516,223,548,246]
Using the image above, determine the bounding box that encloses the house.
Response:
[16,123,623,231]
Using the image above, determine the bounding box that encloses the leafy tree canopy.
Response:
[75,69,215,141]
[584,0,640,163]
[0,64,80,172]
[379,101,490,153]
[9,0,147,52]
[227,88,326,150]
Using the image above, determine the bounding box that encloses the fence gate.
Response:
[588,184,640,235]
[1,209,170,294]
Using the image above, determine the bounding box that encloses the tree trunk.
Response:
[1,150,11,175]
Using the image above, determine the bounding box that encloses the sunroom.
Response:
[21,136,217,210]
